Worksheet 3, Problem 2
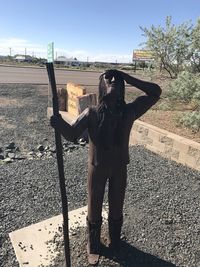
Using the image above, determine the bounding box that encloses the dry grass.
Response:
[0,116,16,130]
[0,97,24,107]
[26,114,38,124]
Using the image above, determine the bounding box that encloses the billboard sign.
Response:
[47,42,54,63]
[133,50,154,61]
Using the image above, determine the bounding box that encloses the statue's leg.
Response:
[86,164,108,265]
[87,164,108,221]
[108,164,127,253]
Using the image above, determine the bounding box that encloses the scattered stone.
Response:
[63,141,70,147]
[14,155,26,160]
[28,152,34,156]
[5,149,12,153]
[79,140,86,146]
[36,152,43,158]
[3,158,13,163]
[6,142,15,149]
[0,155,4,160]
[165,218,173,225]
[8,153,15,159]
[49,146,56,153]
[68,144,76,149]
[37,145,44,152]
[0,148,3,153]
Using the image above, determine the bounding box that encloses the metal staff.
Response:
[46,63,71,267]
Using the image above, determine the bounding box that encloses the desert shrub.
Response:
[179,111,200,132]
[168,71,200,103]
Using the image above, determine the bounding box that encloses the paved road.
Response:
[0,65,101,86]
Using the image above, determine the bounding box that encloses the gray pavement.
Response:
[0,65,101,85]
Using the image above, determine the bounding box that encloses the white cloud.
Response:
[0,38,132,63]
[91,53,132,63]
[0,38,46,57]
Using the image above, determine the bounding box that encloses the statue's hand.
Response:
[104,69,117,79]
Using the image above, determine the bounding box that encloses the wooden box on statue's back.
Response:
[47,82,97,140]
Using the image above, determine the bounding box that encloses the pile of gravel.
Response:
[1,84,200,267]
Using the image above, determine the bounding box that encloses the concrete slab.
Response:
[9,205,108,267]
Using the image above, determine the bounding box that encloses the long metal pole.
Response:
[46,63,71,267]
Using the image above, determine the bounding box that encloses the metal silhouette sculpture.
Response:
[50,69,162,265]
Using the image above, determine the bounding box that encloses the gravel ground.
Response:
[1,84,200,267]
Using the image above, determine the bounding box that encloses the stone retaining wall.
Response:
[130,120,200,171]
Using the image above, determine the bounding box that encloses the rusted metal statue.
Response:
[50,69,162,265]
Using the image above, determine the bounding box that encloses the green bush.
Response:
[168,71,200,103]
[179,111,200,132]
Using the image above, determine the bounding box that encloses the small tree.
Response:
[140,16,195,78]
[190,18,200,72]
[168,70,200,132]
[168,71,200,103]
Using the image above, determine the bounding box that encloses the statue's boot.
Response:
[86,217,102,266]
[108,216,123,256]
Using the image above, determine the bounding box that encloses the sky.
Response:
[0,0,199,63]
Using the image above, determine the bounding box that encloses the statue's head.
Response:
[98,69,125,105]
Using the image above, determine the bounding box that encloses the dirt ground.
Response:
[140,109,200,143]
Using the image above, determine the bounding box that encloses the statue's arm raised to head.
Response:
[50,108,89,142]
[121,71,162,119]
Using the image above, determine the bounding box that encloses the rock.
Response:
[5,149,12,153]
[8,153,15,159]
[63,141,70,147]
[3,158,13,163]
[46,152,53,158]
[49,146,56,153]
[0,148,3,153]
[28,151,34,156]
[68,144,76,150]
[36,152,43,158]
[164,218,173,225]
[79,140,86,146]
[0,155,4,160]
[14,155,26,160]
[6,142,15,149]
[37,145,44,152]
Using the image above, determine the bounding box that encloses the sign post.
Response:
[47,42,54,63]
[46,62,71,267]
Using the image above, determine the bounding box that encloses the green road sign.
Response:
[47,42,54,63]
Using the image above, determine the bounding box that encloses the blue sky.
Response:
[0,0,199,62]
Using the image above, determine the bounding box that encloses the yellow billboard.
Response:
[133,50,154,61]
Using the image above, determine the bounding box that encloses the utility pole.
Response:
[9,47,12,57]
[25,48,27,60]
